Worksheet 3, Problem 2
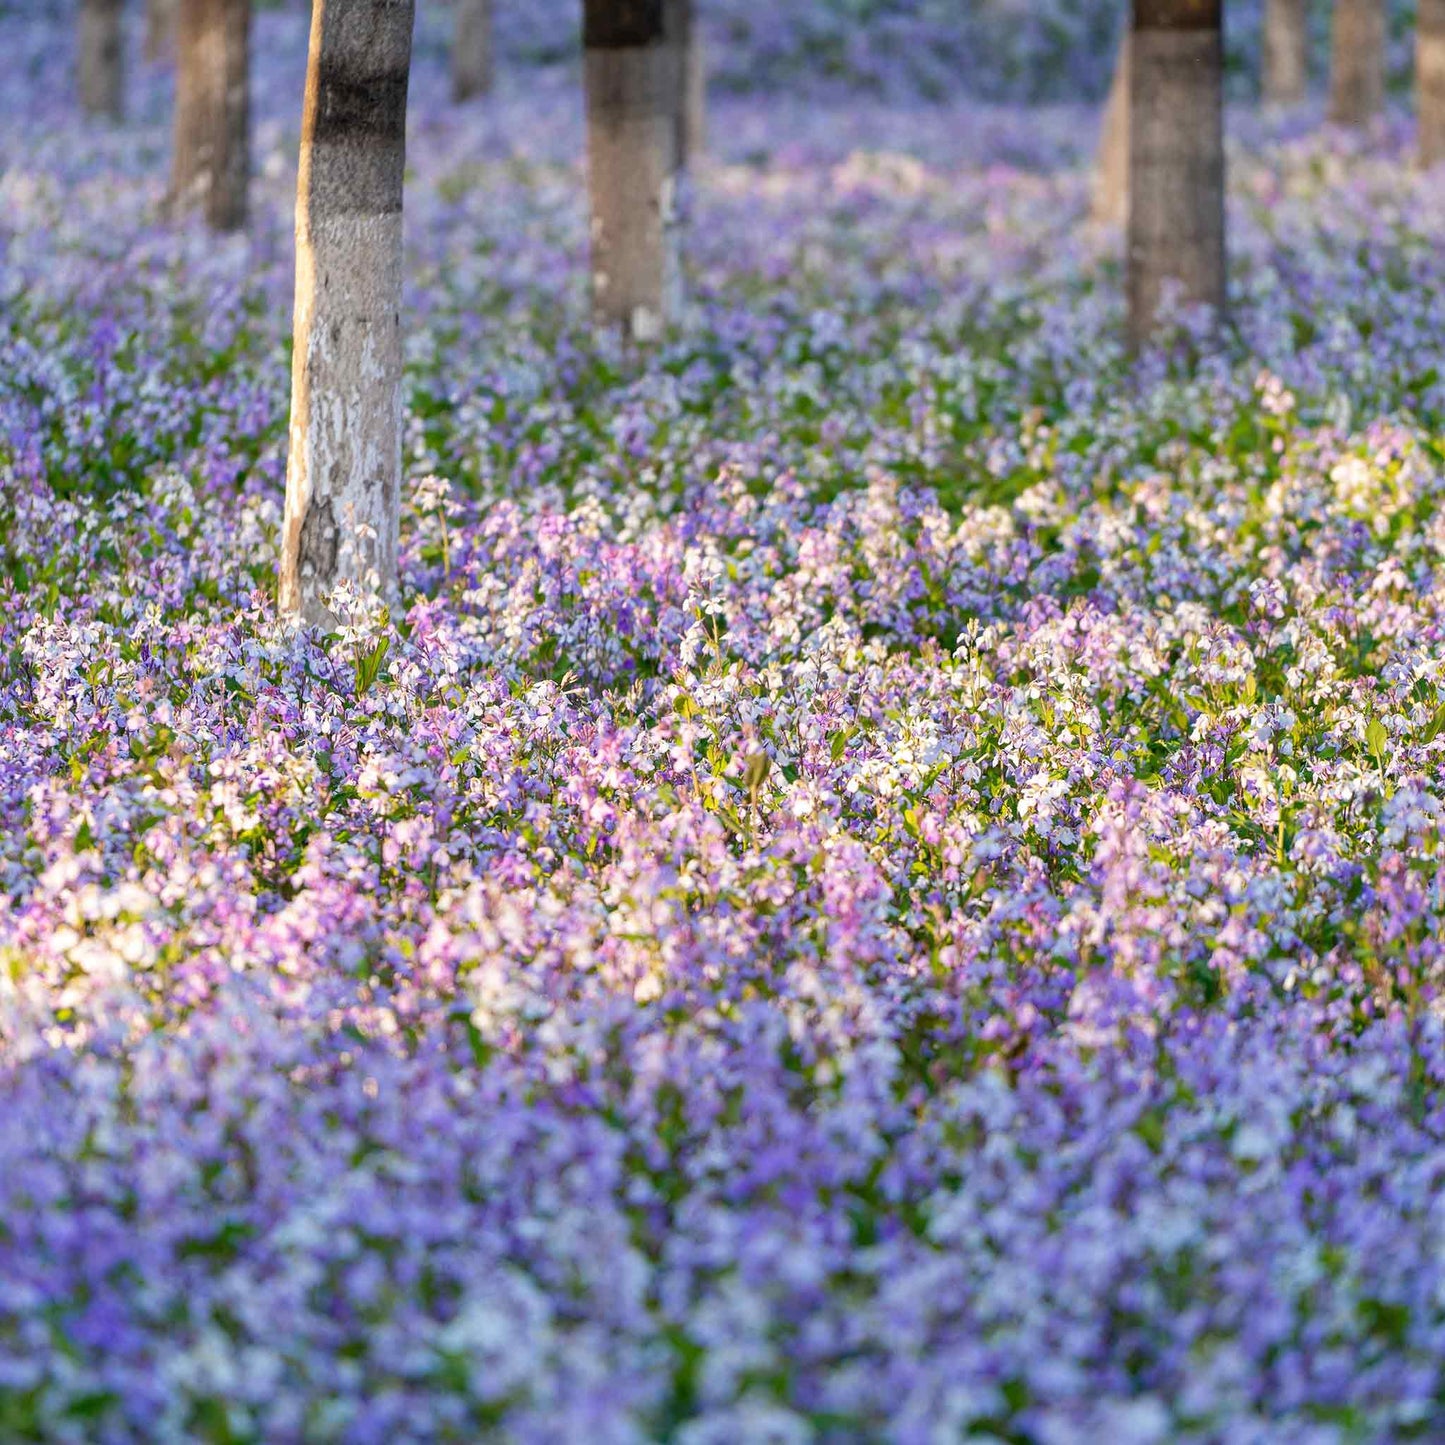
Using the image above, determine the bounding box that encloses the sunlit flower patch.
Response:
[4,6,1445,1442]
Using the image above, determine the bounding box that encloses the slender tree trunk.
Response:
[682,11,705,168]
[584,0,680,341]
[1092,31,1129,227]
[453,0,493,101]
[1127,0,1225,348]
[664,0,703,171]
[1329,0,1385,125]
[1263,0,1308,107]
[146,0,179,64]
[78,0,124,121]
[170,0,251,231]
[1420,0,1445,166]
[279,0,416,628]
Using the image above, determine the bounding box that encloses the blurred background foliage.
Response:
[1,0,1427,103]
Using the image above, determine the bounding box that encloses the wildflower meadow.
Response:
[4,2,1445,1441]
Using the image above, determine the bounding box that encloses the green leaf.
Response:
[743,751,771,798]
[1366,718,1389,765]
[353,637,390,697]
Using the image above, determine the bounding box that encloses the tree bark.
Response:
[78,0,124,121]
[1329,0,1385,125]
[1092,31,1129,227]
[452,0,493,102]
[1420,0,1445,166]
[279,0,416,628]
[664,0,703,171]
[170,0,251,231]
[683,12,705,168]
[1127,0,1225,348]
[584,0,681,341]
[146,0,179,64]
[1262,0,1308,108]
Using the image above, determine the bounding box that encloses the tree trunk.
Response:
[1091,31,1129,227]
[453,0,493,102]
[1127,0,1225,348]
[1420,0,1445,166]
[664,0,703,171]
[278,0,416,628]
[1329,0,1385,125]
[170,0,251,231]
[584,0,680,341]
[683,13,705,168]
[78,0,124,121]
[146,0,179,64]
[1262,0,1308,108]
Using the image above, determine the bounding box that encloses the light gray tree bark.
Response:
[79,0,124,121]
[1420,0,1445,165]
[1127,0,1225,348]
[584,0,681,341]
[452,0,493,101]
[1092,31,1129,227]
[1329,0,1385,125]
[146,0,178,64]
[279,0,416,627]
[1263,0,1308,107]
[170,0,251,231]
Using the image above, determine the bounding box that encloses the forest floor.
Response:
[4,9,1445,1444]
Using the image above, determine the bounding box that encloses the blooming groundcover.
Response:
[6,11,1445,1445]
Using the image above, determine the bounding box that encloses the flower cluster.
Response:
[5,7,1445,1443]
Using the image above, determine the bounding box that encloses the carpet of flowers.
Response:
[5,4,1445,1443]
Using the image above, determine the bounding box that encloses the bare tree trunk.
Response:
[145,0,178,64]
[78,0,124,121]
[1092,31,1129,227]
[683,11,705,168]
[170,0,251,231]
[664,0,703,171]
[1420,0,1445,166]
[1127,0,1225,348]
[1263,0,1308,107]
[1329,0,1385,125]
[584,0,680,341]
[279,0,416,628]
[453,0,493,101]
